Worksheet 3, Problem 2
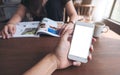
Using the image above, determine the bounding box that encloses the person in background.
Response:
[23,29,95,75]
[0,0,78,39]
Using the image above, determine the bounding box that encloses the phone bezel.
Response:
[68,21,95,63]
[68,54,88,63]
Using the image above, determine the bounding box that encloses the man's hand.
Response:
[59,23,74,36]
[54,29,96,69]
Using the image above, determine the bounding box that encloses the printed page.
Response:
[36,18,60,37]
[13,21,40,37]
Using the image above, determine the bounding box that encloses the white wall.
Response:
[92,0,114,22]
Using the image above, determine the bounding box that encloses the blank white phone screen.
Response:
[69,24,94,58]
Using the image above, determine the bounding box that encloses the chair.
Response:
[74,4,95,22]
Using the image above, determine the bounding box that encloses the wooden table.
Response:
[0,30,120,75]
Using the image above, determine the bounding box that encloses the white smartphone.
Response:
[68,21,95,63]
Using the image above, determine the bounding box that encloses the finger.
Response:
[9,27,14,36]
[62,26,73,36]
[13,26,16,34]
[10,26,16,36]
[61,25,68,36]
[92,38,96,44]
[3,31,9,39]
[61,24,66,29]
[90,45,94,52]
[73,61,81,66]
[4,27,9,39]
[59,25,66,35]
[88,53,92,61]
[62,29,72,41]
[1,31,5,39]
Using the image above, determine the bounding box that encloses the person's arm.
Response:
[23,53,59,75]
[65,0,78,23]
[7,4,26,25]
[1,4,26,39]
[60,1,78,35]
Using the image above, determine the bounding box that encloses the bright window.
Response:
[110,0,120,23]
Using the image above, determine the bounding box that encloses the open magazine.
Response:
[36,18,60,37]
[0,18,64,38]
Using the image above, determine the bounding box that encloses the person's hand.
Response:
[54,29,96,69]
[0,23,16,39]
[59,23,74,36]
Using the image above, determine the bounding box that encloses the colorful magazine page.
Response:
[36,18,60,37]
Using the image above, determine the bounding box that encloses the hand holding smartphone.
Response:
[68,21,95,63]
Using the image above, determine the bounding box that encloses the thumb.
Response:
[62,29,72,41]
